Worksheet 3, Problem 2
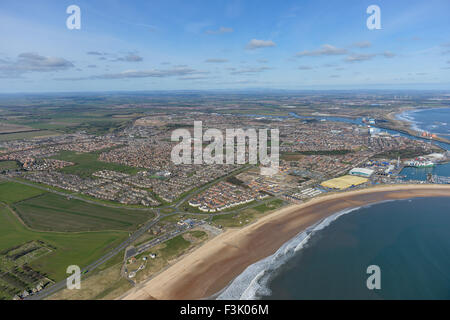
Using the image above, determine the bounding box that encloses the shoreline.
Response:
[120,184,450,300]
[386,108,450,145]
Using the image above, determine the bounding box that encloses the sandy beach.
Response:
[121,184,450,300]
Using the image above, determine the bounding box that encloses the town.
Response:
[0,92,449,300]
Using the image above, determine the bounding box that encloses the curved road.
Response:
[12,165,284,300]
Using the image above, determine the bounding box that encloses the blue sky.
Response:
[0,0,449,92]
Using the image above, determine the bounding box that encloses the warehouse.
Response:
[349,167,374,177]
[321,175,369,190]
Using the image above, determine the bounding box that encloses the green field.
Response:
[0,180,149,298]
[0,182,46,204]
[158,235,191,259]
[0,204,128,286]
[189,230,208,240]
[0,161,20,171]
[51,150,142,177]
[13,193,153,232]
[253,199,284,213]
[0,130,60,142]
[212,198,285,227]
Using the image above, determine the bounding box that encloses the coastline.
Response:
[120,184,450,300]
[385,108,450,145]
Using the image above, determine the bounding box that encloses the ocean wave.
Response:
[216,206,365,300]
[396,108,450,136]
[395,109,424,133]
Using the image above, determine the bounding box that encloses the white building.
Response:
[349,168,374,177]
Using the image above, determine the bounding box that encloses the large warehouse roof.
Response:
[320,175,368,190]
[349,168,374,177]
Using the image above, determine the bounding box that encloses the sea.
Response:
[217,108,450,300]
[396,107,450,139]
[217,197,450,300]
[400,162,450,182]
[396,107,450,181]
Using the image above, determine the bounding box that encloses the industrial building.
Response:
[349,167,374,177]
[320,175,369,190]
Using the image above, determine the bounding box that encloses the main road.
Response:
[19,164,284,300]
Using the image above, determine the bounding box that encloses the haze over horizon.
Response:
[1,0,449,93]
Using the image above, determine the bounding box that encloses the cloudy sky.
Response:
[0,0,449,92]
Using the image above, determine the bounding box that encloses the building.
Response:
[321,175,369,190]
[349,167,374,177]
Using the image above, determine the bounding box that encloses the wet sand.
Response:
[121,184,450,300]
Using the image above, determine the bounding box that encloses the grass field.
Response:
[0,130,60,141]
[0,204,128,283]
[159,235,191,259]
[253,199,284,213]
[0,161,20,171]
[212,198,285,227]
[13,193,153,232]
[0,182,46,204]
[0,180,143,298]
[52,150,142,177]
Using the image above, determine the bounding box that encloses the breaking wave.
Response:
[395,109,424,133]
[216,203,387,300]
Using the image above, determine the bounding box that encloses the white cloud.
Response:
[296,44,347,57]
[345,53,377,62]
[230,66,271,74]
[246,39,276,50]
[352,41,372,48]
[55,67,207,81]
[114,53,143,62]
[205,58,229,63]
[0,52,74,76]
[383,51,396,58]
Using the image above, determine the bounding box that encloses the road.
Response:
[26,212,161,300]
[16,164,285,300]
[131,221,205,258]
[2,176,156,212]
